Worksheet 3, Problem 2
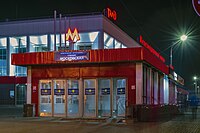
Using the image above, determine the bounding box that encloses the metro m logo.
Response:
[66,28,80,42]
[107,8,117,21]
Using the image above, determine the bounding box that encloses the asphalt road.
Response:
[0,114,200,133]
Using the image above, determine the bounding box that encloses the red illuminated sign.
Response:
[139,35,165,63]
[192,0,200,16]
[106,8,117,21]
[66,28,80,42]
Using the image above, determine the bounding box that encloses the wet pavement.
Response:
[0,105,200,133]
[0,114,200,133]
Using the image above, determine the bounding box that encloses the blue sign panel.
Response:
[68,89,79,95]
[117,88,125,95]
[85,88,95,95]
[54,89,65,95]
[55,51,89,61]
[101,88,110,95]
[41,89,51,95]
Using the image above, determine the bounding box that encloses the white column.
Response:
[147,68,151,104]
[27,66,32,104]
[175,85,177,104]
[159,75,164,104]
[164,76,169,104]
[136,63,143,104]
[154,72,158,104]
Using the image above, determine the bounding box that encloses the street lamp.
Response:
[193,76,198,94]
[170,34,188,68]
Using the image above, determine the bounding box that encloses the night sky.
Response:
[0,0,200,90]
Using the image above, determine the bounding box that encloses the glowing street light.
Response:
[170,34,188,68]
[193,76,198,94]
[180,34,188,42]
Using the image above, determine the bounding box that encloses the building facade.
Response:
[0,12,181,118]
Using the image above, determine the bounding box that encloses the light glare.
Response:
[180,35,187,42]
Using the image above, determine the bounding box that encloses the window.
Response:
[143,66,147,104]
[58,45,69,51]
[78,45,92,50]
[10,37,27,76]
[15,47,26,53]
[74,32,99,50]
[30,35,48,52]
[104,33,114,49]
[143,65,151,104]
[50,32,99,51]
[0,49,7,76]
[0,38,7,76]
[104,32,127,49]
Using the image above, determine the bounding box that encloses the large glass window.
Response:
[114,40,121,49]
[10,37,27,76]
[104,33,114,49]
[50,32,99,51]
[50,34,69,51]
[143,66,147,104]
[104,32,126,49]
[74,32,99,50]
[143,65,151,104]
[122,44,127,48]
[30,35,48,52]
[0,38,7,76]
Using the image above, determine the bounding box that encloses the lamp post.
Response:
[193,76,198,94]
[169,34,188,68]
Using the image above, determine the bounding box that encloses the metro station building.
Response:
[0,11,185,118]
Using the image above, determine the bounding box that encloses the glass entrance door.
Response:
[84,79,96,117]
[53,80,66,116]
[39,80,52,116]
[113,78,126,117]
[67,80,80,117]
[16,84,26,105]
[98,79,111,117]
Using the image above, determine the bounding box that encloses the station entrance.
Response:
[39,78,126,118]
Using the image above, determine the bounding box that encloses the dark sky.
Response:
[0,0,200,90]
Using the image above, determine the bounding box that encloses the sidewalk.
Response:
[0,105,23,117]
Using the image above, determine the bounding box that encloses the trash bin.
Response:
[23,104,33,117]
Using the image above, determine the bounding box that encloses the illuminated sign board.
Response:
[192,0,200,16]
[105,8,117,21]
[68,89,79,95]
[101,88,110,95]
[85,88,95,95]
[41,89,51,95]
[177,75,185,85]
[54,89,65,95]
[173,72,178,81]
[55,51,89,61]
[139,35,165,63]
[66,28,80,42]
[117,88,125,95]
